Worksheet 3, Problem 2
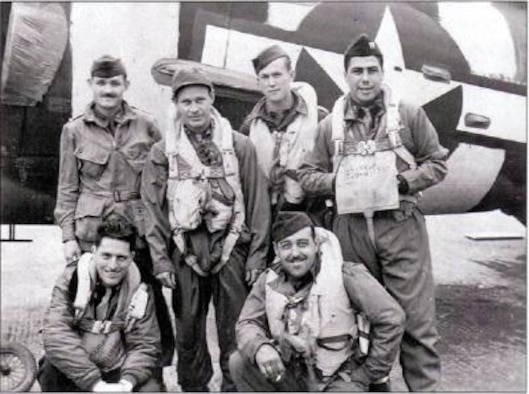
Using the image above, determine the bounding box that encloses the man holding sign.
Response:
[299,34,448,391]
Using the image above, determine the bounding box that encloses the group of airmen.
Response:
[38,33,448,392]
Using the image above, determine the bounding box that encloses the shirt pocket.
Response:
[121,141,153,174]
[74,194,107,242]
[74,143,111,180]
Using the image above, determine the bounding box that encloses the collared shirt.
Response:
[344,93,385,140]
[84,102,134,131]
[54,100,162,243]
[239,90,308,135]
[92,105,125,135]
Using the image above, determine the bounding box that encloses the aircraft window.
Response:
[421,65,451,83]
[464,113,491,130]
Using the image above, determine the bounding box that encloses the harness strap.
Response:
[363,209,377,252]
[356,313,371,357]
[215,229,240,268]
[172,230,239,277]
[183,254,210,277]
[176,165,225,180]
[394,146,417,170]
[316,334,354,351]
[78,319,125,334]
[172,230,187,256]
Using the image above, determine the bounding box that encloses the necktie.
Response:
[269,130,287,204]
[358,108,374,140]
[96,287,112,320]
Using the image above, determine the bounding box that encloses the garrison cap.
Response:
[344,34,384,70]
[252,45,289,74]
[171,65,213,97]
[91,55,127,78]
[272,211,314,243]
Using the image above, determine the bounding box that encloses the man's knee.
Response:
[38,357,79,392]
[136,377,162,392]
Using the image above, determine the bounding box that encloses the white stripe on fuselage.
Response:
[438,3,517,82]
[419,144,506,214]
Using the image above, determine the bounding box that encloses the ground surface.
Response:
[0,210,526,392]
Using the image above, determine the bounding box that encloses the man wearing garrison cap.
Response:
[141,65,271,391]
[299,34,448,391]
[54,55,175,388]
[240,45,320,221]
[229,211,405,392]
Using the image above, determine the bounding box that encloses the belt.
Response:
[113,190,140,202]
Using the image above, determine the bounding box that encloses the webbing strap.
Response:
[363,210,377,252]
[316,334,354,351]
[78,319,125,334]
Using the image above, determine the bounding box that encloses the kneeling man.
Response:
[39,216,161,392]
[230,211,405,391]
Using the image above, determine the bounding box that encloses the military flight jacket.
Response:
[141,130,271,276]
[235,261,405,385]
[54,102,162,243]
[42,264,160,391]
[299,94,448,199]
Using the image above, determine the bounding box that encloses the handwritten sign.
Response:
[335,151,400,214]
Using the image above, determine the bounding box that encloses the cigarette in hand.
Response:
[275,374,282,382]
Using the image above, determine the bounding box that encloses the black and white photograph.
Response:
[0,2,526,392]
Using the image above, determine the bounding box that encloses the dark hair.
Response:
[94,215,137,251]
[344,54,384,72]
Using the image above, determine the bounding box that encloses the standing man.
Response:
[39,216,161,392]
[240,45,319,218]
[229,211,405,392]
[141,65,271,391]
[53,55,174,385]
[299,34,447,391]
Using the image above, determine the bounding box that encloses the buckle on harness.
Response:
[113,191,122,202]
[91,320,112,334]
[358,140,376,155]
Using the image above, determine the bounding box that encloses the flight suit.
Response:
[54,101,175,370]
[141,118,271,391]
[299,93,447,391]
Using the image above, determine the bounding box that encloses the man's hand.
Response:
[255,344,285,383]
[63,239,81,264]
[92,381,124,392]
[118,379,134,392]
[156,272,176,289]
[245,269,262,286]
